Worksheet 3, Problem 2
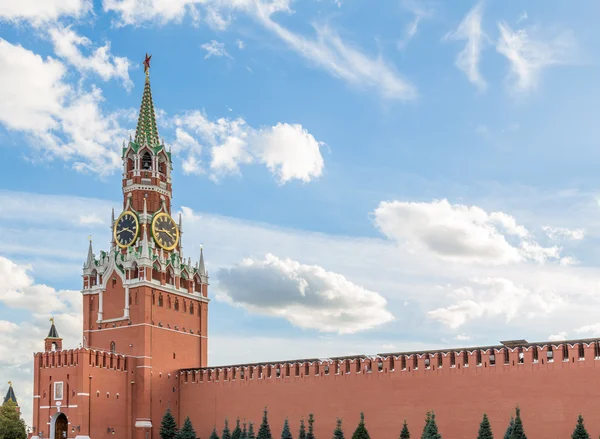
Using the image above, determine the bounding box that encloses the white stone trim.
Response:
[77,393,90,396]
[84,322,207,338]
[137,366,152,368]
[124,183,170,198]
[135,420,153,428]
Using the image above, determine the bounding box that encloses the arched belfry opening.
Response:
[142,151,152,170]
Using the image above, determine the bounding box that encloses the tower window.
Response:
[110,342,116,353]
[190,303,194,314]
[158,294,163,307]
[142,152,152,170]
[174,299,179,311]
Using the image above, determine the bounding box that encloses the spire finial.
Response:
[50,317,54,325]
[8,381,11,387]
[143,53,152,80]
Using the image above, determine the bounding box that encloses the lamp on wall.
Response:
[71,426,80,433]
[107,427,116,434]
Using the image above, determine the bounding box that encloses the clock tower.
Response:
[80,54,209,439]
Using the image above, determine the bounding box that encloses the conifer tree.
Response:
[477,414,493,439]
[248,422,256,439]
[242,422,248,439]
[422,412,442,439]
[232,418,243,439]
[307,414,316,439]
[509,407,527,439]
[175,417,197,439]
[333,418,345,439]
[210,427,221,439]
[399,420,410,439]
[572,415,591,439]
[351,412,371,439]
[160,408,178,439]
[298,418,307,439]
[281,418,293,439]
[223,418,232,439]
[503,417,514,439]
[421,412,432,439]
[257,407,273,439]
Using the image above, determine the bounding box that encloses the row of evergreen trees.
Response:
[159,406,594,439]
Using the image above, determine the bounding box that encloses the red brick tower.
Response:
[79,54,209,439]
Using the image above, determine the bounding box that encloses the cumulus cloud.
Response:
[428,277,564,329]
[215,253,394,334]
[372,199,560,265]
[0,0,91,26]
[201,40,232,59]
[48,26,133,89]
[548,331,567,341]
[496,21,576,93]
[172,111,325,183]
[444,1,488,91]
[543,226,585,241]
[0,39,127,175]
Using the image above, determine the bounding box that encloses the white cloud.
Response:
[444,2,488,91]
[516,10,528,25]
[455,334,471,341]
[496,21,576,93]
[397,0,433,50]
[543,226,585,241]
[173,111,325,183]
[103,0,416,101]
[215,253,394,334]
[0,0,91,26]
[575,324,600,337]
[48,26,133,89]
[201,40,232,59]
[428,277,564,329]
[372,199,559,265]
[236,39,245,50]
[548,331,567,341]
[0,39,127,175]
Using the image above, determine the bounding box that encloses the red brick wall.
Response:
[179,345,600,439]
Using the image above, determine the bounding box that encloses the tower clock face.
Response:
[114,211,139,248]
[151,212,179,251]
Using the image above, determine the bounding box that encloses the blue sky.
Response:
[2,0,600,426]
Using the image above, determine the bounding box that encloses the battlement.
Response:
[180,337,600,384]
[35,348,128,372]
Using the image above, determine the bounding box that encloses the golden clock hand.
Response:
[117,227,133,235]
[157,228,175,239]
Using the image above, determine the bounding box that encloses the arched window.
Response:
[131,263,139,279]
[142,152,152,170]
[174,299,179,311]
[190,302,194,315]
[110,342,116,353]
[168,296,172,309]
[127,157,134,172]
[158,294,163,307]
[166,267,174,285]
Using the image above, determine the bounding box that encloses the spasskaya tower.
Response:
[79,53,209,439]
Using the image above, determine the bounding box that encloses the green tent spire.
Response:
[134,53,161,149]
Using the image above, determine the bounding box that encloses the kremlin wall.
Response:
[28,60,600,439]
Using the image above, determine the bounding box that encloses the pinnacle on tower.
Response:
[84,237,94,268]
[133,53,160,148]
[3,381,17,406]
[199,245,206,276]
[45,317,63,352]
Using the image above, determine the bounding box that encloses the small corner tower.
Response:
[3,381,19,413]
[44,317,62,352]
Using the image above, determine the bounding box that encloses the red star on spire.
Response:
[143,53,152,74]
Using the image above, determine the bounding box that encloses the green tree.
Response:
[242,422,248,439]
[307,414,316,439]
[477,414,493,439]
[210,427,221,439]
[0,400,26,439]
[232,418,242,439]
[503,417,514,439]
[223,418,232,439]
[257,407,273,439]
[298,418,307,439]
[248,422,256,439]
[281,418,293,439]
[160,408,178,439]
[509,407,527,439]
[572,415,591,439]
[333,418,345,439]
[399,420,410,439]
[421,412,432,439]
[175,417,197,439]
[351,413,370,439]
[422,412,442,439]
